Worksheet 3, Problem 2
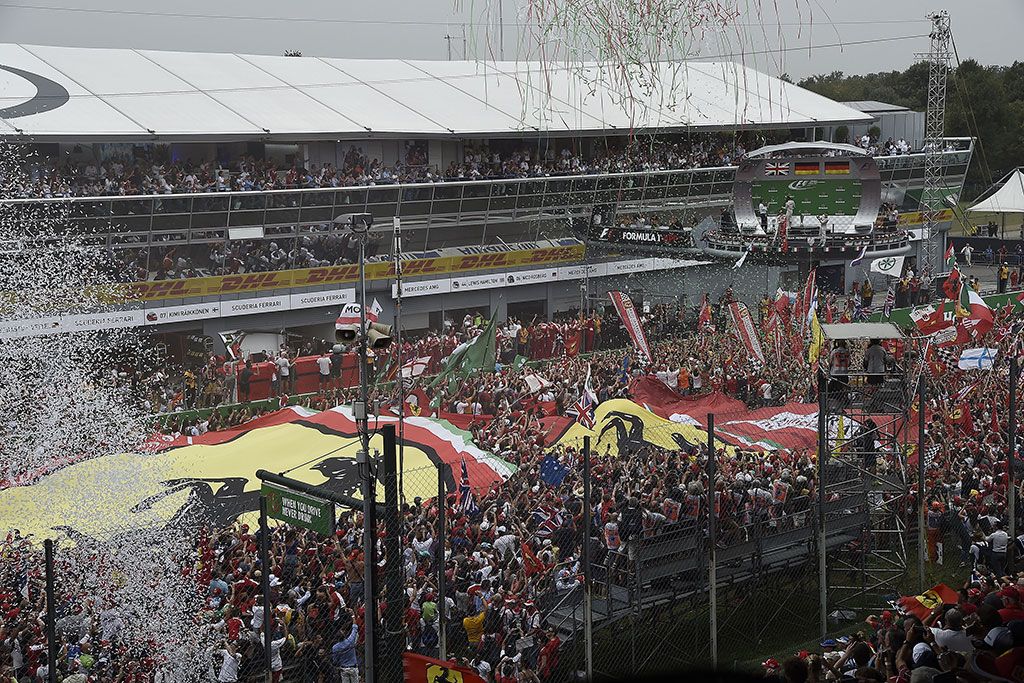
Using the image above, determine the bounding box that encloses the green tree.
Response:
[799,60,1024,198]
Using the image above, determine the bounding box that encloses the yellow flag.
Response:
[808,309,824,364]
[833,415,845,457]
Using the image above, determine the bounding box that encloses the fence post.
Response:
[583,435,594,681]
[44,539,57,683]
[707,414,717,669]
[817,368,828,639]
[381,425,404,683]
[1009,356,1017,573]
[918,373,927,591]
[360,446,378,681]
[437,464,448,661]
[258,497,272,682]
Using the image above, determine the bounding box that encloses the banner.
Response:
[958,347,998,370]
[592,225,695,248]
[608,291,652,362]
[1,406,515,541]
[403,653,486,683]
[126,241,586,302]
[727,302,765,366]
[872,287,1024,327]
[630,377,852,452]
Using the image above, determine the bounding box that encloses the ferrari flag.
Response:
[609,290,652,362]
[403,653,486,683]
[898,584,960,620]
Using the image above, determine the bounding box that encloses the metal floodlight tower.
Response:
[918,10,952,275]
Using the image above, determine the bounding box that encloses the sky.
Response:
[0,0,1018,79]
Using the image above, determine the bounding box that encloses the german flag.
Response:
[824,161,850,175]
[794,161,819,175]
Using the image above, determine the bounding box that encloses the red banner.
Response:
[631,377,830,452]
[727,302,766,366]
[609,290,652,362]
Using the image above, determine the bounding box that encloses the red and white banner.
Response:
[609,290,652,362]
[727,302,765,366]
[630,377,854,452]
[400,356,432,379]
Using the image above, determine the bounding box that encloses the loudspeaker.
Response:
[366,323,392,349]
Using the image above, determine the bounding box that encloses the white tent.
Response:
[0,44,872,142]
[967,169,1024,214]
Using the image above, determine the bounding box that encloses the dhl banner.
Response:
[129,242,586,302]
[897,209,954,227]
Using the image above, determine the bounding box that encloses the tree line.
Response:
[795,60,1024,198]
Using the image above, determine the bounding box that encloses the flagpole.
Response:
[918,373,927,593]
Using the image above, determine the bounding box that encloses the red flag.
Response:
[403,652,486,683]
[897,584,960,620]
[951,405,975,436]
[774,290,791,320]
[727,302,765,366]
[608,290,652,362]
[522,541,546,577]
[564,330,581,357]
[799,269,817,337]
[698,295,714,331]
[943,268,962,300]
[912,303,949,335]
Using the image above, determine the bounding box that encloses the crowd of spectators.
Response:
[763,567,1024,682]
[7,264,1024,682]
[5,131,927,200]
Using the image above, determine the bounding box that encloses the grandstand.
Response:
[0,45,971,345]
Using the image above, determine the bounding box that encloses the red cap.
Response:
[1000,586,1021,601]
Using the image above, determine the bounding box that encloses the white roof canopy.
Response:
[968,169,1024,214]
[0,44,873,142]
[745,141,871,158]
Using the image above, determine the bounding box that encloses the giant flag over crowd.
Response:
[0,405,515,540]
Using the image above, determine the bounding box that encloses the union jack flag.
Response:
[572,363,597,429]
[457,459,480,516]
[765,162,790,176]
[532,505,564,537]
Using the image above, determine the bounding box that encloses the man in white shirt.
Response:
[987,521,1009,574]
[960,243,973,267]
[276,353,293,393]
[266,624,289,683]
[317,352,332,388]
[928,608,973,653]
[217,643,241,683]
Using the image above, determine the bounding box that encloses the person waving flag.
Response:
[457,459,480,516]
[573,363,598,429]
